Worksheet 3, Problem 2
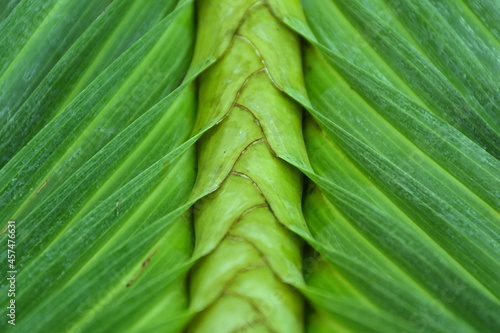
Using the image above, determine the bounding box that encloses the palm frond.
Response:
[0,0,498,332]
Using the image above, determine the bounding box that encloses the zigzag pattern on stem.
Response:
[186,1,306,332]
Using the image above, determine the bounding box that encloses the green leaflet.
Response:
[77,212,194,333]
[0,1,193,226]
[0,0,19,22]
[462,0,500,42]
[13,149,196,331]
[303,125,497,331]
[266,0,500,332]
[300,0,499,157]
[304,46,500,289]
[0,0,110,165]
[0,0,179,165]
[0,1,200,331]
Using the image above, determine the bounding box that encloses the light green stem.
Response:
[187,1,307,332]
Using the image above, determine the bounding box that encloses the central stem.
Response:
[187,1,306,331]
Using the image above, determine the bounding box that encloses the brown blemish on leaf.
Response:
[36,179,49,194]
[126,249,158,288]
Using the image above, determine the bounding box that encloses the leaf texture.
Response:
[0,0,498,332]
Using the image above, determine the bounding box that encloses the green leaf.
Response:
[1,0,499,332]
[279,0,500,331]
[1,1,199,331]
